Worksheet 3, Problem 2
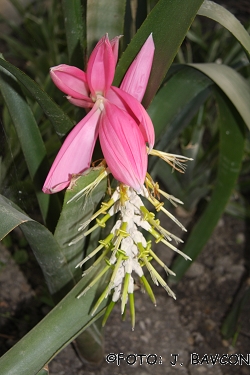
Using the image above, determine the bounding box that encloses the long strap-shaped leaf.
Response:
[114,0,204,107]
[0,263,108,375]
[190,63,250,131]
[169,91,245,282]
[198,0,250,60]
[147,66,213,177]
[62,0,86,68]
[148,66,213,140]
[48,169,107,363]
[0,194,74,296]
[0,56,73,136]
[0,63,60,230]
[87,0,126,53]
[54,168,107,285]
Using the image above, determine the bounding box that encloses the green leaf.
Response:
[221,286,250,340]
[73,320,104,364]
[0,264,108,375]
[0,194,74,297]
[0,63,60,229]
[147,66,213,195]
[114,0,204,107]
[0,170,107,299]
[189,63,250,131]
[62,0,86,67]
[0,34,38,65]
[87,0,126,53]
[169,91,245,282]
[198,0,250,60]
[0,56,73,136]
[36,366,49,375]
[54,168,107,285]
[148,66,213,140]
[54,169,107,362]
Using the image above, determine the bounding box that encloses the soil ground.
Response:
[0,212,249,375]
[0,1,249,374]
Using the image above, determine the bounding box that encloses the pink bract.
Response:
[43,34,155,194]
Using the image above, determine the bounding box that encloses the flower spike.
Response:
[74,179,191,328]
[43,33,193,330]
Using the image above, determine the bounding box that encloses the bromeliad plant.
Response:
[0,1,250,374]
[43,33,191,328]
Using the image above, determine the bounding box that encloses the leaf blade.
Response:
[54,168,107,284]
[189,63,250,131]
[114,0,204,107]
[0,64,60,228]
[0,268,108,375]
[87,0,126,53]
[169,91,245,282]
[0,56,73,136]
[0,194,74,296]
[62,0,86,67]
[198,0,250,60]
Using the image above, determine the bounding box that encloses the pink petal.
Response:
[43,104,101,194]
[50,64,90,100]
[99,101,147,190]
[120,34,155,102]
[67,96,94,108]
[110,35,122,64]
[107,87,155,149]
[87,35,115,97]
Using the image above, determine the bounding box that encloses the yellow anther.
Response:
[119,184,129,205]
[137,242,145,255]
[105,259,112,267]
[140,206,155,221]
[96,218,106,228]
[149,227,164,243]
[83,214,111,237]
[116,249,129,260]
[115,221,129,238]
[100,200,113,214]
[155,235,164,244]
[145,173,161,199]
[99,233,114,247]
[115,228,129,238]
[146,241,152,251]
[96,213,110,228]
[154,201,164,212]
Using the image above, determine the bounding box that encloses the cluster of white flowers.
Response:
[74,178,191,329]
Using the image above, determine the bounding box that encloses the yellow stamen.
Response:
[77,263,111,299]
[78,198,115,232]
[67,168,108,203]
[148,148,193,173]
[83,213,111,236]
[76,233,114,268]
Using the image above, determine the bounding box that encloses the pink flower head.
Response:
[43,34,155,194]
